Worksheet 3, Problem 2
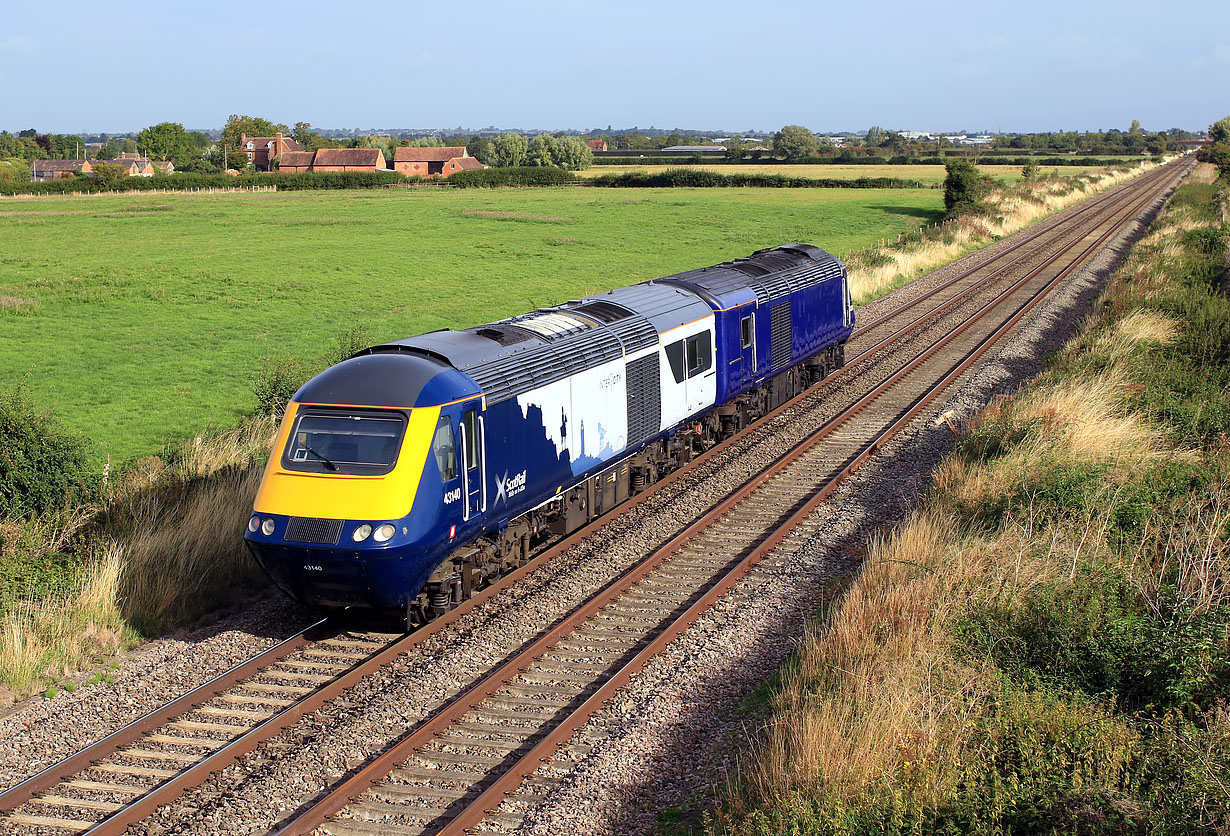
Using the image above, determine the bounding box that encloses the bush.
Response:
[447,166,574,187]
[943,159,989,218]
[252,355,315,417]
[0,386,97,520]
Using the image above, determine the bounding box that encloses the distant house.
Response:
[392,146,485,178]
[152,160,175,175]
[587,139,608,152]
[31,159,92,181]
[240,132,303,171]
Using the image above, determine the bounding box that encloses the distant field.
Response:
[0,186,944,463]
[580,163,1119,184]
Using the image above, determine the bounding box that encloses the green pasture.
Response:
[578,163,1118,184]
[0,186,943,463]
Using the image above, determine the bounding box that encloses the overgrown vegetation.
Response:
[717,163,1230,835]
[847,162,1161,303]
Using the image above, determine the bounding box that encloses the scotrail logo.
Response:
[495,469,527,505]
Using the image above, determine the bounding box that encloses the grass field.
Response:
[579,163,1120,184]
[0,186,944,463]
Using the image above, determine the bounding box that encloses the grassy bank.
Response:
[845,161,1165,304]
[716,164,1229,835]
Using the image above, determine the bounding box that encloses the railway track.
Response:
[0,158,1190,836]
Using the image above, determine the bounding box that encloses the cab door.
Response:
[739,310,756,387]
[460,402,485,520]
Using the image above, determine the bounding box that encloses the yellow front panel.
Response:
[253,402,440,521]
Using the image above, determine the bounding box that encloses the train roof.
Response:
[366,282,709,405]
[293,351,480,409]
[659,244,844,309]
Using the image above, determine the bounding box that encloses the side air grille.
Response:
[285,517,344,546]
[770,302,793,371]
[625,353,661,445]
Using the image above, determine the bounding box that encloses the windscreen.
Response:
[282,409,407,475]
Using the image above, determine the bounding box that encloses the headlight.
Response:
[352,524,373,542]
[261,518,276,536]
[373,523,396,543]
[247,515,260,533]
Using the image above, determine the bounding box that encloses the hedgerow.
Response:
[2,170,406,196]
[447,166,574,187]
[585,168,928,188]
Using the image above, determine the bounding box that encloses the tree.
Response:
[96,139,120,160]
[219,114,289,155]
[291,121,332,152]
[1129,119,1143,136]
[1209,116,1230,144]
[943,159,988,219]
[136,122,195,164]
[490,132,528,167]
[1021,160,1040,181]
[772,125,819,160]
[92,162,130,188]
[865,125,886,147]
[467,138,495,165]
[552,136,593,171]
[527,134,560,167]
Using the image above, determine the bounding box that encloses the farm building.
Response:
[275,148,387,173]
[95,156,157,176]
[30,159,92,181]
[391,146,485,178]
[587,139,608,152]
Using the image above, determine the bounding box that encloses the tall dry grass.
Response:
[737,380,1210,821]
[846,163,1165,304]
[0,414,279,698]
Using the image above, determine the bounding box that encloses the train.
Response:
[244,244,855,621]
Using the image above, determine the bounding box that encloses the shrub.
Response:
[252,355,315,417]
[943,159,988,218]
[447,166,574,187]
[0,386,97,520]
[0,170,405,196]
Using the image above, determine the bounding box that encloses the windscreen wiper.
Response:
[304,445,339,471]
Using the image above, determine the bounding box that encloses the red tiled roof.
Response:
[313,148,383,166]
[32,159,88,171]
[393,146,468,163]
[279,151,316,167]
[452,156,486,170]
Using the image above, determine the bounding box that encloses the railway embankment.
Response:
[713,163,1230,834]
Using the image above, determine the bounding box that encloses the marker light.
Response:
[373,523,396,543]
[352,524,373,542]
[247,516,261,533]
[261,518,276,536]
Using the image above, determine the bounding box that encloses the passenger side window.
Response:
[740,316,752,349]
[686,332,712,378]
[665,340,686,384]
[432,417,457,481]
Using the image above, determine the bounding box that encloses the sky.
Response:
[1,0,1226,136]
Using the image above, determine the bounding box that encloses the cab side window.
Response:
[665,340,686,383]
[686,332,712,378]
[432,417,457,480]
